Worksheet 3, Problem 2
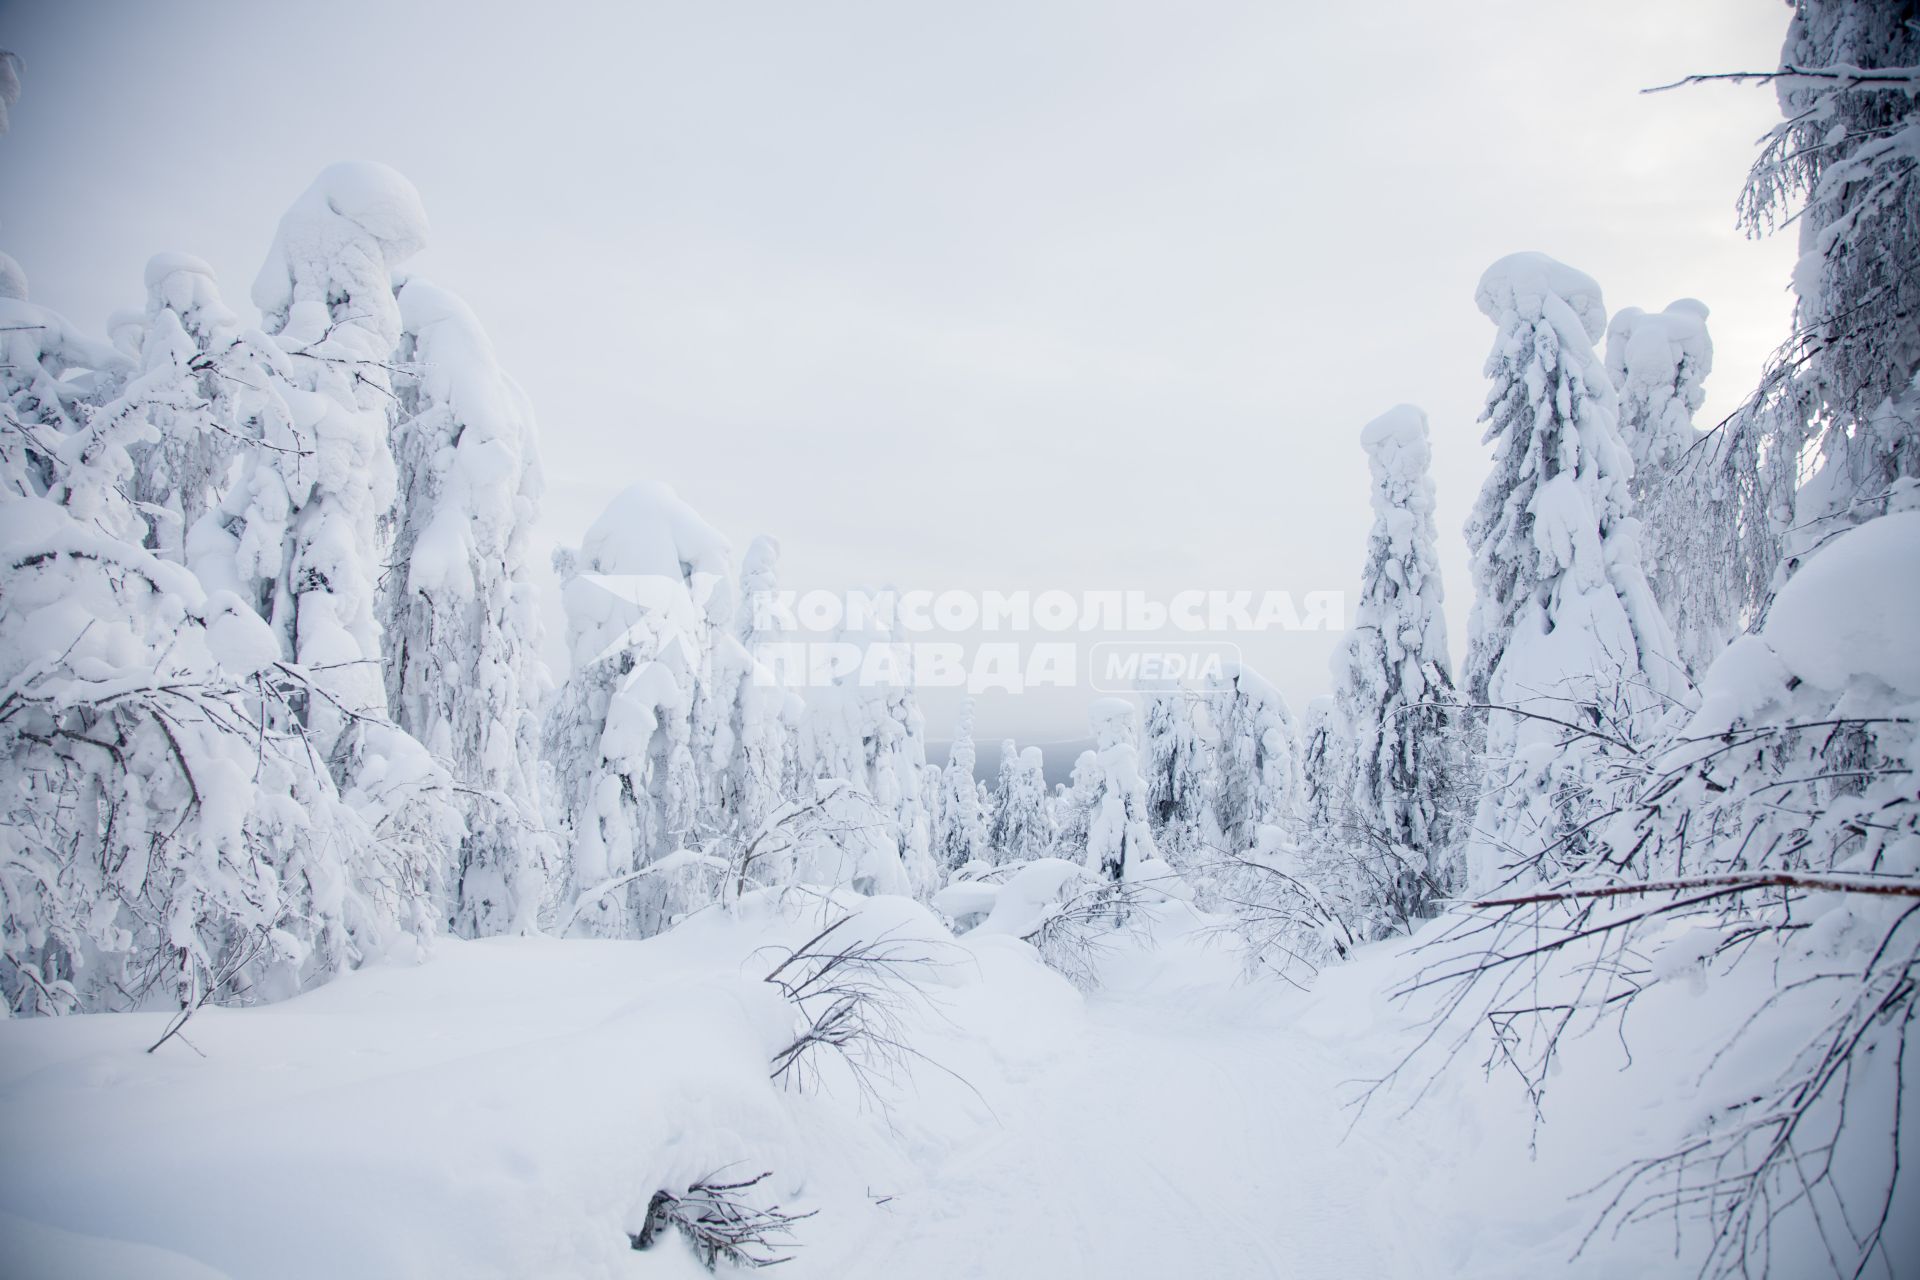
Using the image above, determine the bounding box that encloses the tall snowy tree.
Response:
[1206,663,1300,855]
[1082,699,1158,882]
[1297,696,1350,836]
[381,278,556,936]
[1140,687,1210,866]
[1728,2,1920,588]
[1462,254,1680,889]
[544,481,733,937]
[987,738,1054,862]
[1604,300,1733,676]
[116,254,248,559]
[239,162,428,761]
[1324,405,1463,931]
[933,698,987,871]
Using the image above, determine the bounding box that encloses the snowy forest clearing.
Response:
[6,895,1894,1279]
[5,3,1920,1275]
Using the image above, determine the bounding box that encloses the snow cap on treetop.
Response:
[1605,299,1714,385]
[251,161,430,316]
[143,251,216,295]
[1474,252,1607,342]
[1360,403,1429,454]
[1090,696,1137,747]
[0,250,26,300]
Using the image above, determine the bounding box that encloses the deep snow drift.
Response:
[6,893,1904,1280]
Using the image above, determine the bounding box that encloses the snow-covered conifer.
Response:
[988,739,1054,862]
[1330,405,1462,921]
[241,162,428,757]
[1205,663,1300,855]
[380,278,556,936]
[1604,301,1733,675]
[1726,4,1920,595]
[1141,688,1210,866]
[933,698,987,871]
[545,481,733,937]
[1462,254,1679,888]
[1082,699,1159,882]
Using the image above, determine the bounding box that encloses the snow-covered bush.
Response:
[0,497,437,1016]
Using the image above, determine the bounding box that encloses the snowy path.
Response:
[0,908,1616,1279]
[816,980,1432,1280]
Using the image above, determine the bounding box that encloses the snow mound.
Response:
[1474,251,1607,341]
[1761,510,1920,694]
[251,161,430,319]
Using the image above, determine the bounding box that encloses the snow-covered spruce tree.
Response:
[1604,300,1735,676]
[1298,696,1350,836]
[380,278,556,936]
[1205,662,1300,856]
[721,533,806,834]
[933,698,987,872]
[1711,2,1920,594]
[987,738,1054,862]
[1323,405,1463,933]
[1141,686,1211,871]
[1461,254,1681,890]
[544,482,733,937]
[1081,698,1159,882]
[793,609,937,896]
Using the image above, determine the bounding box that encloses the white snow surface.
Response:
[1759,510,1920,694]
[0,895,1846,1279]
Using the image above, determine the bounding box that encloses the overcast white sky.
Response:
[1,0,1797,756]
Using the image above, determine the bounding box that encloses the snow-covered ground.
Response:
[8,892,1872,1280]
